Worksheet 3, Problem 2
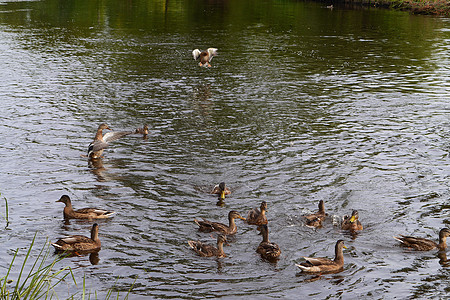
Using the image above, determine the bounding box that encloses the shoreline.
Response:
[323,0,450,16]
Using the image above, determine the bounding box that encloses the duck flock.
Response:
[51,49,450,276]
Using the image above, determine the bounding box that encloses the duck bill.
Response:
[220,191,225,200]
[349,216,356,223]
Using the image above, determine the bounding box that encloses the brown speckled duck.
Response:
[192,48,218,67]
[56,195,115,220]
[341,210,363,231]
[194,211,246,235]
[304,200,327,228]
[188,234,227,258]
[87,123,133,159]
[247,201,268,226]
[393,228,450,251]
[256,224,281,261]
[296,240,347,274]
[211,182,231,201]
[52,223,101,253]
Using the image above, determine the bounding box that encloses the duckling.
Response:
[194,211,246,235]
[393,228,450,251]
[188,234,227,258]
[56,195,115,220]
[247,201,268,226]
[52,223,101,253]
[256,224,281,260]
[135,124,149,137]
[192,48,218,67]
[296,240,347,274]
[87,123,133,159]
[341,210,363,231]
[211,182,231,201]
[304,200,327,228]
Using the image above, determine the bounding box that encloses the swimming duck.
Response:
[211,182,231,201]
[52,223,101,253]
[341,210,363,231]
[56,195,115,220]
[304,200,327,228]
[393,228,450,251]
[87,123,133,159]
[192,48,218,67]
[296,240,347,274]
[194,211,246,235]
[135,124,149,137]
[256,224,281,260]
[247,201,268,226]
[188,234,227,258]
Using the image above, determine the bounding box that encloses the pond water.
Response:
[0,0,449,298]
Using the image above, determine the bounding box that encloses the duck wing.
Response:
[257,242,281,259]
[188,241,217,257]
[247,208,261,224]
[394,235,436,250]
[88,140,108,153]
[75,207,115,217]
[103,131,133,143]
[302,256,335,266]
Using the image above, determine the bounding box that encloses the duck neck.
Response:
[94,129,104,141]
[64,200,73,212]
[217,241,225,257]
[334,245,344,264]
[228,217,237,231]
[91,227,99,242]
[260,209,266,217]
[261,227,270,243]
[318,201,325,215]
[438,234,448,250]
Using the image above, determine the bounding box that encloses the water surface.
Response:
[0,0,449,298]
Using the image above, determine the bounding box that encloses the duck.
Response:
[341,210,363,231]
[256,224,281,260]
[304,200,327,228]
[296,240,347,274]
[211,182,231,201]
[188,234,227,258]
[135,124,149,137]
[56,195,115,220]
[247,201,268,226]
[52,223,101,253]
[393,228,450,251]
[194,211,246,235]
[192,48,218,67]
[87,123,133,159]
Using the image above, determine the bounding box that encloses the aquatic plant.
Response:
[0,234,74,299]
[0,193,9,229]
[0,234,134,299]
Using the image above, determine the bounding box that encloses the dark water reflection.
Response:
[0,0,449,298]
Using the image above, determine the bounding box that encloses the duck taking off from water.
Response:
[56,195,115,220]
[393,228,450,251]
[296,240,347,274]
[192,48,218,67]
[52,223,101,254]
[87,123,133,159]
